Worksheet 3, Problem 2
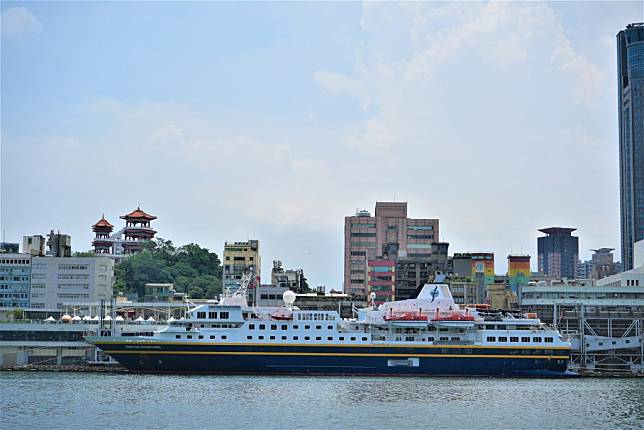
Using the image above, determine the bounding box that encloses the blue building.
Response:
[0,254,31,308]
[537,228,579,279]
[617,23,644,270]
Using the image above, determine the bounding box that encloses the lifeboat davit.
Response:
[384,311,429,328]
[432,309,476,328]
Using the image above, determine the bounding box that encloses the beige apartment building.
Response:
[344,202,440,297]
[222,240,261,292]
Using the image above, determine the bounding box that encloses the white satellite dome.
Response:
[283,290,296,306]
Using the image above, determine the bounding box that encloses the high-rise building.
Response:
[577,248,621,280]
[507,255,531,292]
[343,202,445,298]
[452,252,495,285]
[617,23,644,271]
[537,227,579,279]
[222,240,261,292]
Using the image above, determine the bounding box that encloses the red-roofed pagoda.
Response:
[120,207,157,254]
[92,215,114,254]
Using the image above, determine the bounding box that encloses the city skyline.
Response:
[2,2,642,288]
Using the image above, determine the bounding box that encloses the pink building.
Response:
[344,202,439,297]
[367,259,396,304]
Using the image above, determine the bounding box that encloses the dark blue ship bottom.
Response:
[93,341,573,377]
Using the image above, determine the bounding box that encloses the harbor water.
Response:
[1,372,643,429]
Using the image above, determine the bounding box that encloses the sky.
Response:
[1,1,643,289]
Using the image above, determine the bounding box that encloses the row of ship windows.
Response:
[175,334,369,342]
[196,312,230,319]
[248,324,334,331]
[487,336,554,343]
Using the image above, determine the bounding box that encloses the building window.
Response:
[487,336,496,342]
[533,337,542,342]
[521,337,530,343]
[221,336,227,340]
[510,337,519,343]
[249,324,255,329]
[293,336,299,340]
[270,336,275,340]
[350,337,356,341]
[271,325,277,330]
[258,336,264,340]
[209,312,217,319]
[305,336,310,340]
[499,337,507,342]
[247,336,252,340]
[210,335,215,339]
[175,335,181,339]
[187,335,192,339]
[219,312,229,319]
[315,336,321,340]
[281,325,287,330]
[259,325,265,330]
[545,337,554,343]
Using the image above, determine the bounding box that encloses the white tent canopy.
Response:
[71,315,82,321]
[167,316,175,322]
[44,316,56,322]
[134,316,145,322]
[82,315,92,321]
[115,315,125,322]
[103,315,112,321]
[146,316,156,322]
[92,315,100,321]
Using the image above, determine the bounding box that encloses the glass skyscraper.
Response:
[617,23,644,270]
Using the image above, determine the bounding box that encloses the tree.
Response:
[113,239,223,300]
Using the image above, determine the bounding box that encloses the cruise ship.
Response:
[87,275,573,376]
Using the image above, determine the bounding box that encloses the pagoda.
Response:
[92,215,114,254]
[120,207,157,254]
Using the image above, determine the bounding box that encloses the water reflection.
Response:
[1,373,642,429]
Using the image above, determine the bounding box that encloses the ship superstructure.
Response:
[87,275,572,376]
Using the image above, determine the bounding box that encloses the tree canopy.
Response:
[114,238,223,300]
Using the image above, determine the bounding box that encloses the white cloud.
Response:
[312,1,618,270]
[1,6,42,38]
